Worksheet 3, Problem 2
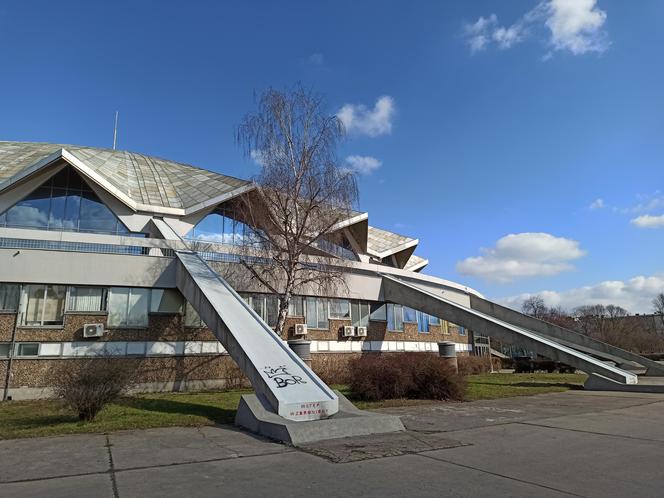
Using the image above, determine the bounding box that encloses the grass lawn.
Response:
[0,373,586,440]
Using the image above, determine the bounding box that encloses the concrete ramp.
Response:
[469,295,664,377]
[175,251,338,421]
[381,275,638,385]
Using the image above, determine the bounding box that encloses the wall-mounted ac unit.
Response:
[356,326,368,337]
[83,323,104,338]
[343,325,355,337]
[294,323,308,335]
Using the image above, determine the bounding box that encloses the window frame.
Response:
[107,287,149,329]
[0,283,20,312]
[15,342,40,357]
[66,286,108,313]
[21,284,67,327]
[386,303,404,332]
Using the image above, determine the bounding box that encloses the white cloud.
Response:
[337,96,395,137]
[631,214,664,229]
[463,0,608,56]
[545,0,608,55]
[589,198,604,210]
[344,155,382,175]
[456,232,586,283]
[616,191,664,215]
[497,274,664,314]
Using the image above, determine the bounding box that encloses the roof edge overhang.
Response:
[0,148,256,217]
[406,258,429,272]
[367,237,419,259]
[330,211,368,233]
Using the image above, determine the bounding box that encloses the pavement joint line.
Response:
[516,421,664,444]
[0,448,295,486]
[415,452,587,498]
[105,434,120,498]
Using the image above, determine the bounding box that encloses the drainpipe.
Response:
[2,291,21,401]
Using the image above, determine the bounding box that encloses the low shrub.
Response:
[457,355,501,375]
[348,353,466,402]
[52,357,134,421]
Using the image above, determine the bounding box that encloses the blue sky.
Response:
[1,1,663,312]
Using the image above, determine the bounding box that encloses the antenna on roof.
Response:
[112,111,119,150]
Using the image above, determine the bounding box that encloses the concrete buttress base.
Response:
[584,374,664,393]
[235,390,405,445]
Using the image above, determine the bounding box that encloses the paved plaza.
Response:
[1,390,664,497]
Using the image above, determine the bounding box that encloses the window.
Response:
[185,205,257,246]
[429,315,441,326]
[0,343,10,357]
[184,301,206,328]
[442,320,450,335]
[22,284,66,326]
[0,284,19,311]
[305,297,329,329]
[150,289,183,314]
[0,166,132,235]
[16,343,39,357]
[403,307,417,323]
[67,287,107,312]
[351,301,370,328]
[242,294,279,327]
[387,304,404,331]
[288,296,304,317]
[417,311,430,333]
[370,302,387,321]
[459,326,466,336]
[107,287,149,327]
[328,299,350,319]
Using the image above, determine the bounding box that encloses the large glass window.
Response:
[288,296,304,317]
[184,301,206,328]
[328,299,350,319]
[150,289,183,314]
[0,343,10,357]
[241,294,279,327]
[0,284,20,311]
[351,301,370,328]
[185,205,256,245]
[403,306,417,323]
[67,287,107,312]
[0,166,132,235]
[107,287,149,328]
[417,311,430,333]
[387,304,404,332]
[305,297,328,329]
[22,284,66,326]
[369,302,387,321]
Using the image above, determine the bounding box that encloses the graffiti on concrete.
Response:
[263,365,307,389]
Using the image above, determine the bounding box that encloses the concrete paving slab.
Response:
[0,434,109,483]
[375,391,662,433]
[299,430,467,463]
[527,400,664,442]
[109,426,290,470]
[115,449,571,498]
[0,473,114,498]
[422,422,664,497]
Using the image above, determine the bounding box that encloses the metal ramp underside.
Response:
[381,275,639,385]
[175,250,338,421]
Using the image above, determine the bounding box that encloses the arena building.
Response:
[0,141,480,400]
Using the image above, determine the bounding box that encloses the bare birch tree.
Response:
[235,86,359,335]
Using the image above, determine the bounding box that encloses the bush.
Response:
[348,353,466,402]
[52,357,134,421]
[457,355,501,375]
[311,354,355,385]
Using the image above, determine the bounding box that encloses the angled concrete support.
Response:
[381,275,638,385]
[470,295,664,376]
[175,251,338,421]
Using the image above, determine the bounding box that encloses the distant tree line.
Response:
[519,293,664,354]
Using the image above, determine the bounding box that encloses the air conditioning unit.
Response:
[356,326,368,337]
[83,323,104,338]
[343,325,355,337]
[294,323,308,335]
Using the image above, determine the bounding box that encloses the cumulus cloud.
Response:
[337,96,395,137]
[343,155,382,175]
[589,198,604,210]
[463,0,608,56]
[497,274,664,314]
[631,214,664,229]
[456,232,586,283]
